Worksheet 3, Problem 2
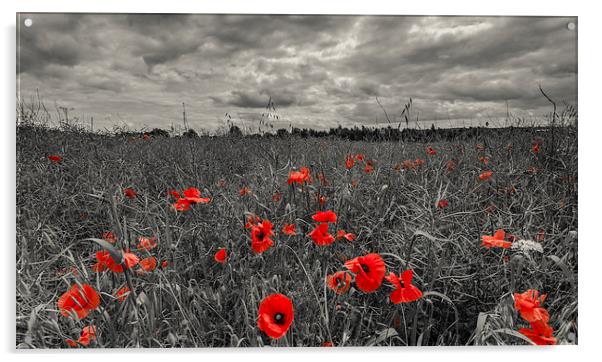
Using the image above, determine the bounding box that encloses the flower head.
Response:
[257,294,294,339]
[514,289,549,323]
[124,188,137,199]
[479,171,493,181]
[426,146,437,155]
[251,219,275,253]
[482,229,512,249]
[312,210,337,223]
[214,248,227,264]
[139,256,157,272]
[345,155,355,169]
[288,167,311,185]
[57,284,100,319]
[137,236,157,250]
[326,271,351,294]
[282,223,296,236]
[115,286,129,303]
[385,270,423,303]
[437,199,448,209]
[519,320,555,345]
[48,155,62,164]
[344,253,386,293]
[336,230,356,241]
[309,223,335,246]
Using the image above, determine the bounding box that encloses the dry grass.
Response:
[16,124,577,348]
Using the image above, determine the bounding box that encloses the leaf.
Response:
[366,328,398,346]
[490,328,535,345]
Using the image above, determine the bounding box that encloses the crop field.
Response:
[15,124,577,348]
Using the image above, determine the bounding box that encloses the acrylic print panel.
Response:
[15,13,577,348]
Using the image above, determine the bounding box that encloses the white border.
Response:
[3,1,600,362]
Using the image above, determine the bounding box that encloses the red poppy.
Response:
[77,325,97,346]
[214,248,227,264]
[137,236,157,250]
[326,271,351,294]
[288,167,311,185]
[257,293,294,339]
[519,320,555,345]
[182,187,210,204]
[318,194,326,208]
[479,156,490,165]
[393,163,401,172]
[173,198,191,211]
[282,223,296,236]
[479,171,493,181]
[66,339,78,348]
[251,219,275,253]
[143,133,151,141]
[385,270,423,303]
[351,179,359,188]
[344,253,386,293]
[244,214,261,229]
[240,186,252,197]
[437,199,448,209]
[48,155,62,163]
[161,260,168,269]
[115,286,129,303]
[345,155,355,169]
[124,188,137,199]
[447,160,456,172]
[364,160,374,174]
[402,160,415,170]
[168,189,181,199]
[532,143,541,154]
[139,257,157,272]
[322,341,334,347]
[481,229,512,249]
[414,159,425,167]
[309,223,335,246]
[336,230,356,241]
[426,146,437,155]
[93,250,139,273]
[102,231,116,244]
[272,192,282,203]
[312,210,337,223]
[514,289,549,324]
[57,283,100,319]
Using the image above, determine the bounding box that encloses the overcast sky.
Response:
[17,14,577,132]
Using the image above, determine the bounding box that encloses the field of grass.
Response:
[16,124,577,348]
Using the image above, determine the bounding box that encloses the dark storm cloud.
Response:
[17,14,577,131]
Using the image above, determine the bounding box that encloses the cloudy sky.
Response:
[17,14,577,132]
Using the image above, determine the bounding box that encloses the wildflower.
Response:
[426,146,437,155]
[77,325,97,346]
[137,236,157,250]
[364,160,374,174]
[123,188,137,199]
[385,270,423,303]
[115,286,129,303]
[479,170,493,181]
[182,187,210,204]
[257,294,294,339]
[481,229,512,249]
[519,320,556,345]
[437,199,448,209]
[66,339,77,347]
[272,192,281,203]
[336,230,356,241]
[479,156,490,165]
[102,231,116,244]
[93,250,139,273]
[345,155,355,169]
[326,271,351,294]
[309,223,335,246]
[143,133,151,141]
[244,215,261,229]
[355,154,365,162]
[318,194,326,208]
[240,186,251,197]
[251,219,275,253]
[312,210,337,223]
[173,198,191,211]
[139,256,157,272]
[414,158,425,167]
[282,223,296,236]
[168,189,181,199]
[447,160,456,172]
[514,289,550,324]
[214,248,227,264]
[344,253,386,293]
[48,155,62,164]
[532,143,541,154]
[57,283,100,319]
[322,341,334,347]
[393,163,401,172]
[288,167,311,185]
[161,260,168,269]
[402,160,415,170]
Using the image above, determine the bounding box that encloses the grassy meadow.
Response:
[15,123,577,348]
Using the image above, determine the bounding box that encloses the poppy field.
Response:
[15,124,578,348]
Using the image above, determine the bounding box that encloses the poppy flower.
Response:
[481,229,512,249]
[48,155,62,163]
[326,271,351,294]
[514,289,549,324]
[115,286,129,303]
[182,187,210,204]
[143,133,151,141]
[137,236,157,250]
[345,155,355,169]
[447,160,456,172]
[479,156,490,165]
[322,341,334,347]
[336,230,356,241]
[385,270,423,303]
[519,320,556,345]
[414,159,425,167]
[426,146,437,155]
[93,250,139,273]
[245,215,261,229]
[161,260,168,269]
[282,223,296,236]
[251,219,275,253]
[309,223,335,246]
[532,143,541,154]
[479,171,493,181]
[402,160,415,170]
[123,188,137,199]
[57,283,100,319]
[393,163,401,172]
[355,154,365,162]
[318,194,326,208]
[437,199,448,209]
[168,189,181,199]
[257,293,294,339]
[312,210,337,223]
[173,198,191,211]
[66,339,78,347]
[102,231,116,244]
[139,257,157,272]
[272,192,282,203]
[364,160,374,174]
[214,248,227,264]
[288,167,311,185]
[344,253,386,293]
[240,186,252,197]
[77,325,97,346]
